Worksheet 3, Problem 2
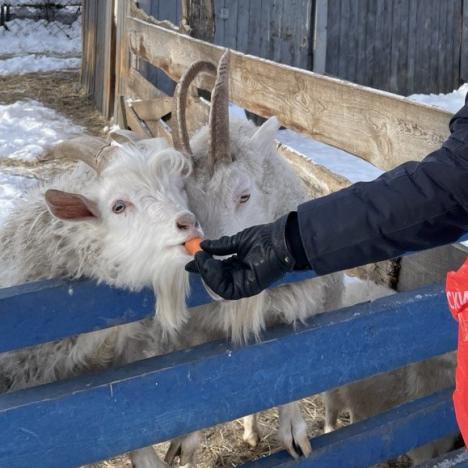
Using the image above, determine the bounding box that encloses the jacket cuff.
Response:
[285,212,311,270]
[271,213,295,272]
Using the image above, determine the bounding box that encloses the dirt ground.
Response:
[0,70,107,181]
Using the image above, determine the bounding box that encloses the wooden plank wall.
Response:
[323,0,463,95]
[80,0,115,118]
[136,0,181,95]
[213,0,314,69]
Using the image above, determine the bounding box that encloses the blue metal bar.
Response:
[243,389,458,468]
[0,271,316,353]
[0,284,457,467]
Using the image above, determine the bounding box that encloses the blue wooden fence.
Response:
[0,248,465,466]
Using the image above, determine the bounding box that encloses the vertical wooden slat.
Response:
[461,0,468,83]
[355,0,366,85]
[222,0,239,50]
[248,0,262,56]
[365,0,376,88]
[325,0,340,76]
[406,0,417,95]
[397,0,410,96]
[236,0,249,52]
[313,0,328,73]
[214,0,225,45]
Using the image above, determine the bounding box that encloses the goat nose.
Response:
[176,212,197,231]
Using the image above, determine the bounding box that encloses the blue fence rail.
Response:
[0,273,461,467]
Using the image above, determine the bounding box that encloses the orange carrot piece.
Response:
[185,237,203,255]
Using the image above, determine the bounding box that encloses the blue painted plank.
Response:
[2,235,468,353]
[417,448,468,467]
[0,284,457,467]
[243,389,458,467]
[0,271,316,353]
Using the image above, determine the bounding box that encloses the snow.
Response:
[230,104,384,183]
[0,100,83,162]
[0,17,81,75]
[409,83,468,114]
[277,129,384,183]
[0,18,81,56]
[0,54,80,75]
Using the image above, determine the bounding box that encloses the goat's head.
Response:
[45,134,201,334]
[173,50,304,239]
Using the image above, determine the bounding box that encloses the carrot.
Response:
[184,237,203,256]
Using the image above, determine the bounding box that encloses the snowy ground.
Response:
[0,16,81,74]
[0,100,82,162]
[0,11,83,223]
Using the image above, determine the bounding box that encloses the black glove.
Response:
[185,213,310,300]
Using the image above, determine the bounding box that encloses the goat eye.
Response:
[239,194,251,204]
[112,200,127,214]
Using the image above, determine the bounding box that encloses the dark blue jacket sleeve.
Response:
[296,100,468,275]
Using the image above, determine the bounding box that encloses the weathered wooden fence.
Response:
[83,0,468,111]
[5,2,468,466]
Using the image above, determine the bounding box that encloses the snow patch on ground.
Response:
[0,54,80,75]
[0,100,83,162]
[0,17,81,75]
[409,83,468,114]
[0,17,81,56]
[0,172,39,225]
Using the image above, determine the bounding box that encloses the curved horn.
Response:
[208,49,231,170]
[172,60,217,156]
[44,136,114,174]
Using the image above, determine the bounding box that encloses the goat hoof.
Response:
[279,416,311,459]
[165,432,200,466]
[243,430,260,448]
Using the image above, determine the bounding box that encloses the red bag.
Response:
[446,259,468,445]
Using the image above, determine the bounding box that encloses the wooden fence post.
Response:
[114,0,131,127]
[313,0,328,74]
[183,0,215,42]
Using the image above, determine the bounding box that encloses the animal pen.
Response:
[1,1,468,466]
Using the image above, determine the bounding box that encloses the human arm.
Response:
[187,100,468,299]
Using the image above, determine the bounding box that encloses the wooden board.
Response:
[0,270,317,353]
[244,390,456,467]
[126,15,452,171]
[0,283,458,466]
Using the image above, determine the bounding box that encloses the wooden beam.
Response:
[277,143,350,196]
[126,66,167,100]
[243,390,457,468]
[126,15,452,171]
[0,271,315,353]
[131,96,173,121]
[0,283,457,466]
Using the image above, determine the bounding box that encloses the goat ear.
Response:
[109,129,142,145]
[250,117,281,150]
[45,189,100,221]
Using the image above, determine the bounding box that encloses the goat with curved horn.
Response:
[172,49,231,173]
[172,60,217,156]
[208,49,231,170]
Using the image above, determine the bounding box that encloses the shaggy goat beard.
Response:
[152,250,191,338]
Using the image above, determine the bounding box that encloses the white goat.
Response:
[0,134,202,467]
[163,51,457,466]
[158,50,346,464]
[324,279,457,464]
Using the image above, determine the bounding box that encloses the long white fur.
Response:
[0,137,194,411]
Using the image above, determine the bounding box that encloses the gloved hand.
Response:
[185,213,310,300]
